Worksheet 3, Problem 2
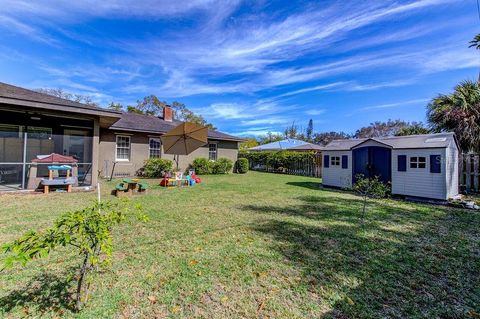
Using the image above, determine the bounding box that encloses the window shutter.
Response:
[430,155,441,173]
[324,155,329,168]
[398,155,406,172]
[341,155,348,169]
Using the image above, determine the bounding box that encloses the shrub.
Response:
[352,174,390,220]
[2,199,147,311]
[142,158,173,177]
[235,158,249,173]
[192,158,212,175]
[212,157,233,174]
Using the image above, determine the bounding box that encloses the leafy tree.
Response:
[239,138,259,150]
[126,105,145,114]
[354,119,411,138]
[427,80,480,152]
[37,88,98,107]
[395,122,430,136]
[313,131,350,146]
[305,119,314,142]
[2,200,147,311]
[284,122,299,139]
[133,95,167,116]
[108,102,124,111]
[352,174,390,221]
[171,101,216,130]
[258,132,283,145]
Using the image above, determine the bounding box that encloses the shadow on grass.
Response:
[0,270,76,315]
[285,181,322,190]
[242,196,480,318]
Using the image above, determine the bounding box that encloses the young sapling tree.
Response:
[2,199,148,311]
[352,174,390,220]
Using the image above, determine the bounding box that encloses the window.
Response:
[410,156,426,169]
[341,155,348,169]
[208,142,217,160]
[323,155,329,168]
[430,155,441,173]
[27,126,52,139]
[116,135,130,161]
[149,138,161,158]
[331,156,340,166]
[398,155,407,172]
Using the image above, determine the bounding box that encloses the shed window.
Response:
[208,142,217,160]
[341,155,348,169]
[116,135,130,161]
[398,155,407,172]
[323,155,329,168]
[430,155,441,173]
[149,138,161,158]
[410,156,426,169]
[331,156,340,166]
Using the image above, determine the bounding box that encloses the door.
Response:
[63,129,92,163]
[352,146,391,184]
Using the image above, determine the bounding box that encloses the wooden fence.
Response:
[460,153,480,193]
[249,153,322,178]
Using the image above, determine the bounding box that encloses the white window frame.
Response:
[149,137,161,158]
[410,156,426,169]
[115,135,131,162]
[331,156,340,166]
[208,142,218,161]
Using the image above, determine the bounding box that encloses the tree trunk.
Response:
[362,196,367,221]
[76,252,90,311]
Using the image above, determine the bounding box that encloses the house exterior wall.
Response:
[446,142,459,199]
[321,150,352,188]
[391,148,448,200]
[98,129,239,177]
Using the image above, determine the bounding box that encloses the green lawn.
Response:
[0,172,479,318]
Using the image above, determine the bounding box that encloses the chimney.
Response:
[163,106,173,122]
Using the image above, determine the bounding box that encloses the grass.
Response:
[0,171,479,318]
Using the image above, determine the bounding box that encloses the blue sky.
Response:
[0,0,479,137]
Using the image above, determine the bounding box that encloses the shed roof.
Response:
[323,132,457,151]
[110,112,243,142]
[249,139,309,151]
[288,143,324,151]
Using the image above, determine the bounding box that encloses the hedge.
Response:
[192,157,234,175]
[238,151,315,170]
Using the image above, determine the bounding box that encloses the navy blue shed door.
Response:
[353,146,391,184]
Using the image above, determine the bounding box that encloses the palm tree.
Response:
[469,33,480,50]
[427,80,480,152]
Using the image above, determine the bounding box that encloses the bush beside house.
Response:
[142,158,173,177]
[235,158,249,174]
[192,157,233,174]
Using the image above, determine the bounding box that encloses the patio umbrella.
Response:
[160,122,208,169]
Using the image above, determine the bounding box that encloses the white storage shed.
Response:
[321,133,459,200]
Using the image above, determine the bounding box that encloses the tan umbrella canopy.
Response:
[160,122,208,169]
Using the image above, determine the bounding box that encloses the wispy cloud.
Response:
[347,98,431,116]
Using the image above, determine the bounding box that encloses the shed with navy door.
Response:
[321,132,459,200]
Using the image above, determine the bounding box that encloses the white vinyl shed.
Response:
[321,133,459,200]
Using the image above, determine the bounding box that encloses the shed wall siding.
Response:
[391,148,448,200]
[446,142,459,198]
[322,151,352,188]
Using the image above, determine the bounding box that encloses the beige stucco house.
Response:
[0,82,242,191]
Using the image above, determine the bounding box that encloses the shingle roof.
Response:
[0,82,120,115]
[323,132,458,151]
[288,143,324,151]
[110,112,243,142]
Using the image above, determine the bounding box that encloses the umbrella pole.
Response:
[175,155,179,171]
